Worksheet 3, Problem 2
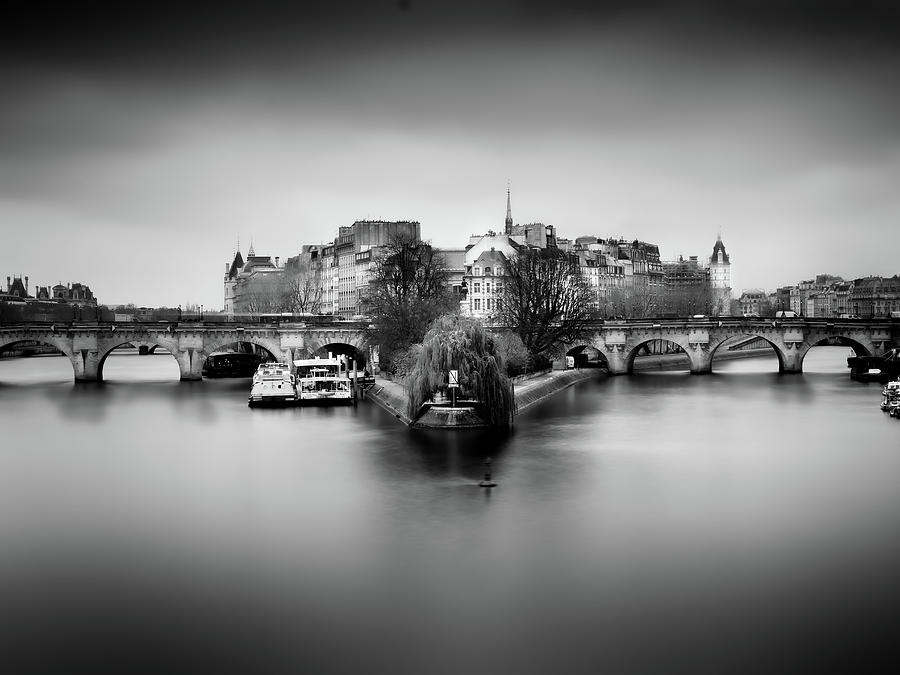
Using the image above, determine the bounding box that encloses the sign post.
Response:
[448,369,459,408]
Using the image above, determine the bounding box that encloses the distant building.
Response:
[2,275,96,305]
[774,286,793,314]
[850,276,900,318]
[224,221,423,318]
[708,235,732,316]
[223,243,284,316]
[662,256,709,290]
[739,289,768,316]
[2,275,30,300]
[460,233,519,320]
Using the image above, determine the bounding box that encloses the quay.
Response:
[366,368,597,429]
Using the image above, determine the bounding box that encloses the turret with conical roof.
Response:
[710,233,729,265]
[708,233,732,316]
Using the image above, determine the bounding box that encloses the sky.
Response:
[2,0,899,309]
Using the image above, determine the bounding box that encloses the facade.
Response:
[332,220,421,318]
[850,276,900,318]
[774,286,793,314]
[662,256,709,290]
[460,233,519,320]
[739,289,767,316]
[770,273,900,319]
[708,235,732,316]
[224,222,422,318]
[223,244,284,316]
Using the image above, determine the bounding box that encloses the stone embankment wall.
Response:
[365,381,413,425]
[513,369,597,414]
[366,347,776,427]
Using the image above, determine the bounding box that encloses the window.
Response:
[485,266,492,275]
[474,267,481,276]
[487,298,493,310]
[485,283,491,294]
[474,299,481,311]
[474,283,481,293]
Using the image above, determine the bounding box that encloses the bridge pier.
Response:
[602,348,629,375]
[71,350,101,382]
[689,347,713,375]
[175,348,204,381]
[779,347,804,374]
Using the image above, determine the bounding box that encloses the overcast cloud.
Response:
[2,1,899,307]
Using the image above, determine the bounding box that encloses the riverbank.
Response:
[366,368,599,428]
[366,347,777,427]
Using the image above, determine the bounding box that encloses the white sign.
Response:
[448,370,459,388]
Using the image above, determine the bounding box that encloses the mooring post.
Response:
[479,456,497,488]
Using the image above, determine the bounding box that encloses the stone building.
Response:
[223,244,283,316]
[2,275,30,300]
[2,275,96,305]
[709,234,732,316]
[739,289,768,316]
[460,233,519,320]
[850,276,900,318]
[224,221,423,318]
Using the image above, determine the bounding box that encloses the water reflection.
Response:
[2,347,900,673]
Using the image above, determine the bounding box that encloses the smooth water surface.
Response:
[1,348,898,673]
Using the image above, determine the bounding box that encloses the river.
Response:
[1,347,898,673]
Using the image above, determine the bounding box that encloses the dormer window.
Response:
[474,267,482,276]
[485,266,492,275]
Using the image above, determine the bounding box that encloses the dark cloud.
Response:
[1,1,899,306]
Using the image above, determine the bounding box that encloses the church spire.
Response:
[505,180,513,234]
[248,238,255,257]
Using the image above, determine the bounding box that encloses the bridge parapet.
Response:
[577,317,900,375]
[0,322,369,382]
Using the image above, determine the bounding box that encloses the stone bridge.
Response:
[563,317,899,375]
[0,321,369,382]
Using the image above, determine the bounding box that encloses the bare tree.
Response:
[603,284,663,318]
[662,285,714,316]
[281,258,324,313]
[495,247,596,358]
[362,234,457,371]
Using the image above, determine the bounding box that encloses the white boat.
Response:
[248,362,297,407]
[881,380,900,412]
[293,356,354,404]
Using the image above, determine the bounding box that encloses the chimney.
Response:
[6,276,9,291]
[225,262,230,273]
[25,276,28,293]
[275,257,280,267]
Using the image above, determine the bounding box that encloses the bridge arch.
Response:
[307,341,370,370]
[798,336,872,372]
[0,333,82,380]
[565,344,608,369]
[133,341,170,355]
[97,339,181,382]
[624,336,693,374]
[198,336,284,380]
[0,336,76,382]
[804,335,871,358]
[709,334,786,374]
[201,337,281,361]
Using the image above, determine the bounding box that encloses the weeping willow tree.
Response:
[406,314,516,427]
